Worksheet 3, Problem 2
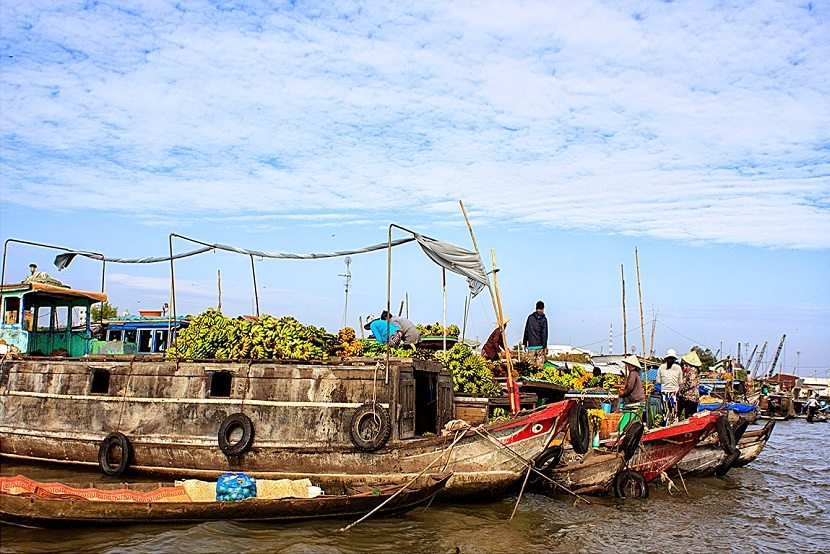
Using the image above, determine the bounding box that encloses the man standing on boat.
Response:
[522,301,548,369]
[657,348,683,425]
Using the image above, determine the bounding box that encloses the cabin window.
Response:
[154,330,168,352]
[54,306,69,331]
[124,330,137,344]
[107,329,124,341]
[3,297,20,325]
[90,369,111,395]
[37,307,53,331]
[210,371,232,398]
[137,330,153,353]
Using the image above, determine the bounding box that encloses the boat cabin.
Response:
[0,282,106,357]
[98,315,188,355]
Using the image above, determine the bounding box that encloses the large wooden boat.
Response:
[626,412,722,483]
[0,352,575,498]
[0,472,450,527]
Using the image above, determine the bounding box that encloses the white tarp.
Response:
[414,234,488,296]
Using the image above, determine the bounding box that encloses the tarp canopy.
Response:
[0,282,107,303]
[53,237,418,269]
[413,234,488,297]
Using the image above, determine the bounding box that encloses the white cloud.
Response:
[1,1,828,248]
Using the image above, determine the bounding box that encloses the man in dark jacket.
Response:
[522,301,548,368]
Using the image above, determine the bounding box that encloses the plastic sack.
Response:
[216,472,257,502]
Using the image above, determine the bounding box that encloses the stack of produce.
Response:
[435,344,501,397]
[359,339,416,358]
[415,322,461,337]
[333,327,363,357]
[533,363,591,389]
[167,308,335,361]
[584,373,623,390]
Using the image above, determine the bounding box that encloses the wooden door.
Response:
[398,376,416,439]
[436,373,454,431]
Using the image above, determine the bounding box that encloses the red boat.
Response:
[627,412,723,483]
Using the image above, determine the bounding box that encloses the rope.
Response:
[470,427,592,504]
[338,428,470,532]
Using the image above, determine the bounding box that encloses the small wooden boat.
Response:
[550,450,626,496]
[733,419,775,468]
[0,473,451,527]
[626,412,722,483]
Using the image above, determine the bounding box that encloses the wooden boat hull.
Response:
[0,473,451,527]
[733,419,775,468]
[0,357,576,498]
[672,437,728,478]
[627,413,720,483]
[551,450,626,495]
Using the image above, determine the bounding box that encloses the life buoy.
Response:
[218,413,254,457]
[618,421,644,461]
[732,418,750,444]
[529,445,563,487]
[98,432,132,476]
[349,403,391,452]
[568,403,591,455]
[613,469,648,499]
[715,414,738,455]
[714,449,742,477]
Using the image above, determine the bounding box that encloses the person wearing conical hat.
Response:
[481,317,511,361]
[657,348,683,425]
[679,350,702,419]
[618,354,646,433]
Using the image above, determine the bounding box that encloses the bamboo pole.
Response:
[621,264,628,355]
[491,248,518,413]
[635,248,646,361]
[217,269,222,312]
[442,268,447,351]
[459,200,518,414]
[649,307,659,358]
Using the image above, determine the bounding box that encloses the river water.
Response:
[1,419,828,554]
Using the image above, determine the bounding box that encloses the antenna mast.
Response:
[340,257,352,328]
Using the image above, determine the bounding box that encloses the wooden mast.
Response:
[459,200,519,414]
[621,264,628,355]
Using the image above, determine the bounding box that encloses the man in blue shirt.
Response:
[365,315,401,345]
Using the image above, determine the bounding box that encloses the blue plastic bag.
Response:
[216,472,257,501]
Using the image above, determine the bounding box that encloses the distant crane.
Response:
[765,334,786,378]
[745,344,758,371]
[751,341,768,379]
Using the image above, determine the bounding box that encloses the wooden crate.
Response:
[454,397,489,425]
[599,412,622,439]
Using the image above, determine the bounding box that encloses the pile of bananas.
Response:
[435,344,501,396]
[360,339,414,358]
[167,308,335,361]
[415,322,461,337]
[333,327,363,358]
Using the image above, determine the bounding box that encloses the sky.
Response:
[1,1,828,376]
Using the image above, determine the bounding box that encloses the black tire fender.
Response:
[716,414,738,456]
[98,432,132,476]
[613,469,649,499]
[714,449,742,477]
[529,445,563,486]
[218,413,254,457]
[349,403,391,452]
[732,417,750,444]
[569,403,591,455]
[618,421,644,461]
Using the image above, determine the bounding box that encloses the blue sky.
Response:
[1,1,828,375]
